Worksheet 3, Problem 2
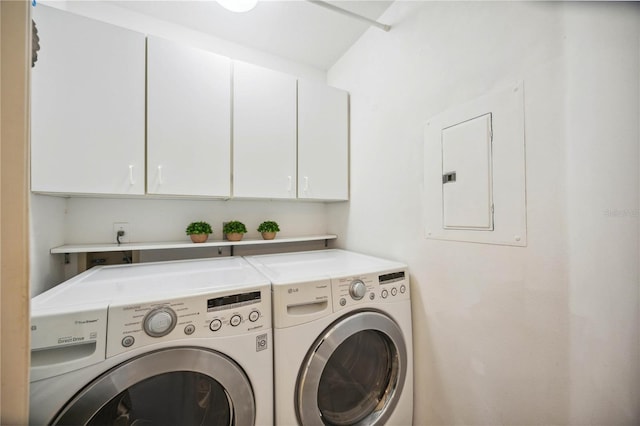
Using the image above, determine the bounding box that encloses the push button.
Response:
[209,319,222,332]
[249,311,260,322]
[184,324,195,335]
[230,315,242,327]
[391,287,398,296]
[339,298,347,306]
[121,335,135,348]
[381,289,388,299]
[400,285,406,294]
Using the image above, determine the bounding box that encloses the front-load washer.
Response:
[29,257,273,426]
[245,249,413,426]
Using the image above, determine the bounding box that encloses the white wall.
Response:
[64,197,327,244]
[29,194,66,296]
[328,1,638,424]
[564,3,640,423]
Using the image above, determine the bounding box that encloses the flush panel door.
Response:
[441,114,494,230]
[147,37,231,197]
[232,61,297,199]
[31,5,145,195]
[298,80,349,201]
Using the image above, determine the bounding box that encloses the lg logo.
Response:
[287,288,299,294]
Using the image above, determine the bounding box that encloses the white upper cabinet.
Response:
[147,37,231,197]
[232,61,297,199]
[297,80,349,200]
[31,6,145,195]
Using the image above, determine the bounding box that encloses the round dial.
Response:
[143,306,177,338]
[349,279,367,300]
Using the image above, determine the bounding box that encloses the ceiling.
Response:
[111,0,394,70]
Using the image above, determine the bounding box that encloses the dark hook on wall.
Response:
[32,19,40,68]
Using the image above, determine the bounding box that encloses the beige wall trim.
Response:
[1,0,31,423]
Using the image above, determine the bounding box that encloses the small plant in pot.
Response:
[257,220,280,240]
[186,221,213,243]
[223,221,247,242]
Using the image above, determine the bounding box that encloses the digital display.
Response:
[379,271,405,284]
[207,291,261,311]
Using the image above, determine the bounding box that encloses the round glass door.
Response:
[87,371,231,425]
[53,347,255,426]
[296,311,407,426]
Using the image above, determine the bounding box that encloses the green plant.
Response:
[185,221,212,235]
[223,220,247,234]
[257,220,280,233]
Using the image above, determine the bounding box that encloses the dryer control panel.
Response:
[106,285,271,358]
[332,269,410,312]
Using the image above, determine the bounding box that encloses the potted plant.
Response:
[223,220,247,241]
[186,221,213,243]
[257,220,280,240]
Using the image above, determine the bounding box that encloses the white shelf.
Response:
[51,234,337,254]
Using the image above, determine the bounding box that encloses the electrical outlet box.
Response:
[113,222,130,244]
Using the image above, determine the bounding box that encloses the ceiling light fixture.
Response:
[217,0,258,13]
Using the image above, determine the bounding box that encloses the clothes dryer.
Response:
[246,249,413,426]
[29,257,273,426]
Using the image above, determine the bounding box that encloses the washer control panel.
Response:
[106,285,271,358]
[333,269,409,312]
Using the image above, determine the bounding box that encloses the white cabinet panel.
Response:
[298,80,349,201]
[31,5,145,195]
[232,61,297,199]
[147,36,231,197]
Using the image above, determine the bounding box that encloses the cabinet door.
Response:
[232,61,297,199]
[31,5,145,195]
[147,37,231,197]
[298,80,349,200]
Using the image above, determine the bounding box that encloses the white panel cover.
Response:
[442,114,493,229]
[31,257,269,310]
[424,82,527,246]
[232,61,297,199]
[147,36,231,197]
[31,5,145,195]
[298,80,349,200]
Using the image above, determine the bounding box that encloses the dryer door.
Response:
[52,347,255,426]
[296,311,407,426]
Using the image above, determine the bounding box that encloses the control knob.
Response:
[143,306,177,338]
[349,279,367,300]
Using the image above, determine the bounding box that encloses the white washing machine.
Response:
[29,257,273,425]
[246,249,413,426]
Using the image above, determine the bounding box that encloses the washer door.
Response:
[296,311,407,426]
[53,347,255,426]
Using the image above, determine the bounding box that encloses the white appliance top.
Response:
[32,257,270,312]
[245,249,406,285]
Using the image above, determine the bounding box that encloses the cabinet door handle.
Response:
[287,176,292,191]
[158,165,164,184]
[129,165,136,185]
